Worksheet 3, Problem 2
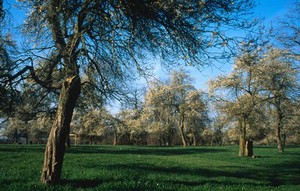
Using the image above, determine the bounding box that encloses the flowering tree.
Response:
[2,0,255,183]
[258,48,299,152]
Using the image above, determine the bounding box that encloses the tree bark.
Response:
[276,108,284,152]
[246,140,253,157]
[113,129,118,146]
[192,134,197,146]
[238,119,247,157]
[66,134,70,148]
[178,116,187,147]
[167,127,173,146]
[41,76,81,184]
[238,134,245,157]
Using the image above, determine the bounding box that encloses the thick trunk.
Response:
[41,76,81,184]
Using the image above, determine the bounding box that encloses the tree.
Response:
[258,48,299,152]
[144,79,179,146]
[29,113,53,144]
[4,0,256,183]
[182,90,209,146]
[170,69,195,146]
[114,111,131,145]
[144,70,208,146]
[1,79,56,144]
[72,108,115,145]
[209,47,263,156]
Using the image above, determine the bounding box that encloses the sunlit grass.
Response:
[0,144,299,191]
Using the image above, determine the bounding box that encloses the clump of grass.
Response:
[0,145,299,191]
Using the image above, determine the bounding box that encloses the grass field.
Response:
[0,145,299,191]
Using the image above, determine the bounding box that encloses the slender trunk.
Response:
[283,134,286,146]
[66,134,70,148]
[178,116,187,147]
[113,129,118,146]
[276,108,284,152]
[90,136,93,145]
[192,134,196,146]
[246,140,253,157]
[41,76,81,184]
[238,119,246,157]
[167,128,172,146]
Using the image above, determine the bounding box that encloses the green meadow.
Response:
[0,145,299,191]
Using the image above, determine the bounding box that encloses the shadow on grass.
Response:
[60,156,300,190]
[268,158,300,186]
[61,178,105,189]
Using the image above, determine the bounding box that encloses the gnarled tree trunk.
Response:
[41,76,81,184]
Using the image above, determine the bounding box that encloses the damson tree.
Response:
[3,0,255,184]
[209,47,263,157]
[144,70,208,147]
[209,47,300,154]
[258,48,299,152]
[143,80,177,146]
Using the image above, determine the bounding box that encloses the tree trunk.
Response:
[276,109,284,152]
[246,140,253,157]
[41,76,81,184]
[238,120,247,157]
[66,134,70,148]
[192,134,197,146]
[238,134,245,157]
[178,116,187,147]
[113,129,118,146]
[276,126,284,152]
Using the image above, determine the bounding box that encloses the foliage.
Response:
[209,46,300,154]
[143,69,209,146]
[72,108,116,144]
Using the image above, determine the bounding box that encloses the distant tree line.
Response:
[2,55,299,151]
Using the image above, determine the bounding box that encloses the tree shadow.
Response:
[61,178,105,189]
[60,146,300,189]
[59,154,300,190]
[267,158,300,186]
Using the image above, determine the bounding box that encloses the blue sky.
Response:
[153,0,296,90]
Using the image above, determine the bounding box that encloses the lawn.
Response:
[0,144,299,191]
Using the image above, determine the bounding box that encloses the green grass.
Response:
[0,145,299,191]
